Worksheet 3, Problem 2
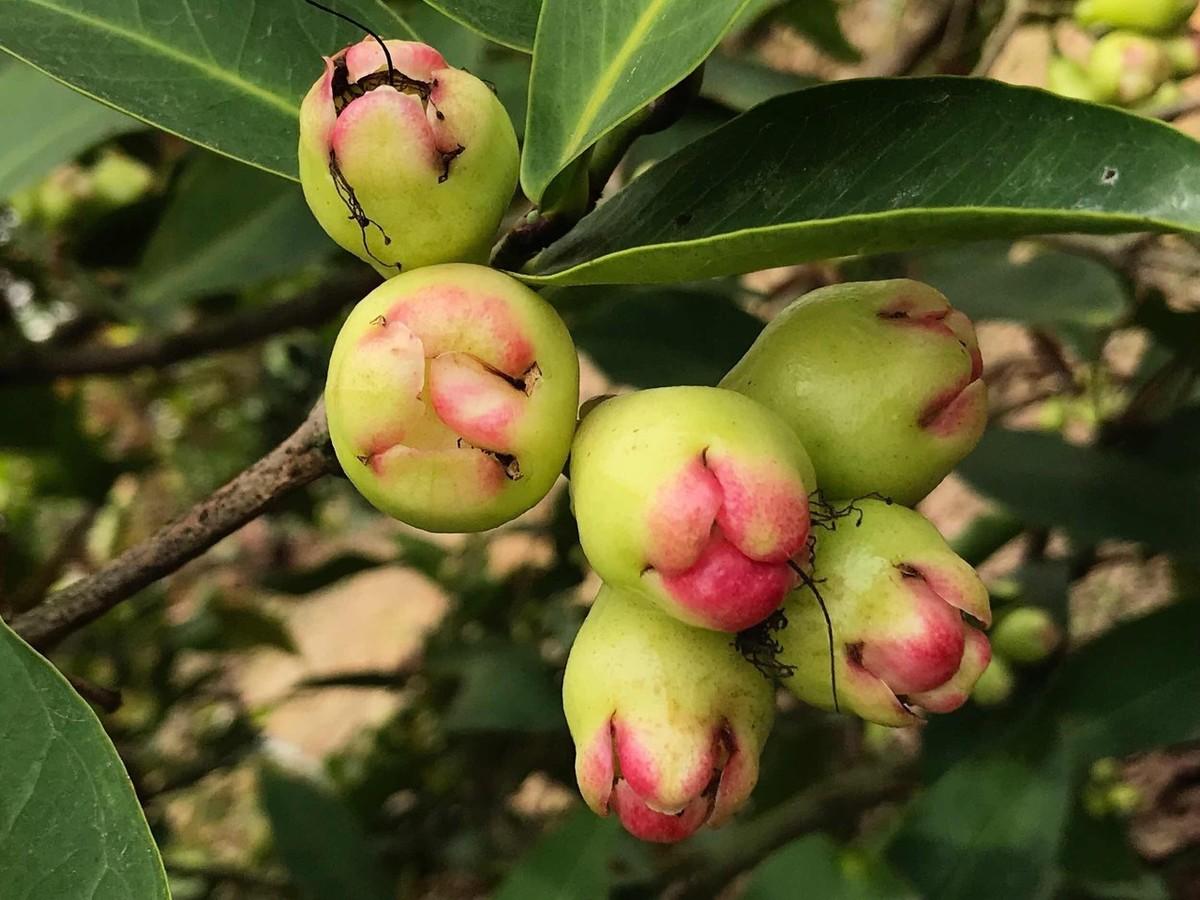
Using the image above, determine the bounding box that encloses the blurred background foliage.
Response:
[2,0,1200,898]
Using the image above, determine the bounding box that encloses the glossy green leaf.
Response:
[418,0,541,52]
[555,285,763,387]
[889,749,1073,900]
[0,618,169,900]
[744,834,910,900]
[0,0,415,181]
[957,427,1200,561]
[909,241,1129,330]
[1060,798,1170,899]
[1045,599,1200,759]
[437,643,563,733]
[700,53,818,112]
[893,599,1200,898]
[521,0,750,202]
[259,764,391,900]
[130,153,334,313]
[494,808,619,900]
[524,78,1200,285]
[0,59,136,198]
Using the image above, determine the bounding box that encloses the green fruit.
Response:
[971,656,1015,706]
[1088,32,1173,105]
[1162,34,1200,74]
[721,280,985,506]
[563,583,774,843]
[569,386,816,632]
[777,500,992,727]
[299,39,519,276]
[991,606,1062,664]
[1075,0,1197,34]
[89,151,154,209]
[325,264,578,532]
[1048,56,1102,101]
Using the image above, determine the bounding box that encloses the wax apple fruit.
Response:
[569,387,816,632]
[1075,0,1197,34]
[991,606,1062,664]
[721,280,985,506]
[563,584,774,843]
[1088,32,1173,105]
[299,38,519,275]
[777,500,992,727]
[325,264,578,532]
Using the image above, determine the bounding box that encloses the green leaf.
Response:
[0,618,169,900]
[524,78,1200,285]
[888,748,1074,900]
[957,427,1200,561]
[172,595,297,655]
[1060,798,1170,899]
[893,599,1200,899]
[1045,599,1200,759]
[437,643,563,733]
[744,834,911,900]
[0,59,136,198]
[521,0,750,202]
[130,153,334,314]
[909,241,1129,331]
[418,0,541,52]
[700,52,818,112]
[259,764,392,900]
[261,553,382,596]
[555,285,763,387]
[494,808,619,900]
[0,0,415,181]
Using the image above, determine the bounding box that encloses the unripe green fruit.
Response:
[569,387,817,633]
[1048,56,1103,101]
[777,500,992,727]
[1163,34,1200,74]
[325,264,579,532]
[1075,0,1197,34]
[89,151,154,209]
[1088,32,1173,105]
[990,606,1062,664]
[563,584,774,843]
[299,39,519,276]
[721,280,985,506]
[971,656,1015,706]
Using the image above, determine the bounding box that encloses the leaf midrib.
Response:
[560,0,672,157]
[17,0,298,115]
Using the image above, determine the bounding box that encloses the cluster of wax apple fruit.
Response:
[1049,0,1200,109]
[299,36,994,844]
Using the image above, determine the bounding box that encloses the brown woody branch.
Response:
[0,267,378,384]
[9,401,339,650]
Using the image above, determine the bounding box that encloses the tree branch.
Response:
[9,401,339,650]
[0,268,378,384]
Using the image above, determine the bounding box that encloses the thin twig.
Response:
[9,401,339,650]
[0,268,377,384]
[864,0,957,77]
[973,0,1028,77]
[4,506,96,615]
